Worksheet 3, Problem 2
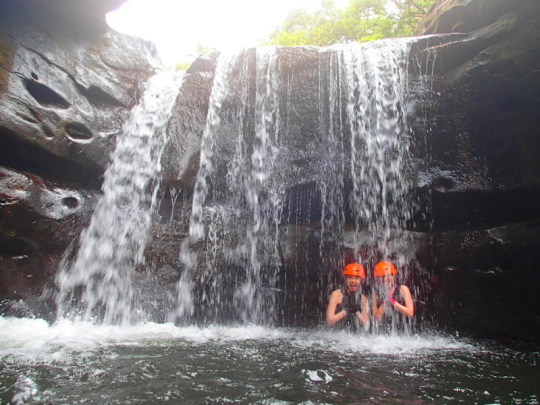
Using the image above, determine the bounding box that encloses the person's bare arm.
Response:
[390,285,414,317]
[326,290,346,326]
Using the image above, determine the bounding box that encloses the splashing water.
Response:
[55,71,183,324]
[1,317,538,404]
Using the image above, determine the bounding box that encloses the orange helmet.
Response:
[373,261,397,277]
[343,263,366,279]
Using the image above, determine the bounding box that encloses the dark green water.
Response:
[1,318,538,404]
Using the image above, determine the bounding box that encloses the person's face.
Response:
[345,275,362,292]
[381,274,395,289]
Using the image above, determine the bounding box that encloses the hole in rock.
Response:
[65,122,92,141]
[23,79,70,109]
[30,72,39,80]
[83,85,125,107]
[0,126,102,187]
[61,196,79,208]
[42,125,55,139]
[432,177,455,192]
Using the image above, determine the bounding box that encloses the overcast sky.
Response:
[107,0,348,65]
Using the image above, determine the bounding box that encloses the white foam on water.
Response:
[289,329,476,356]
[0,317,291,365]
[0,317,476,365]
[304,369,333,383]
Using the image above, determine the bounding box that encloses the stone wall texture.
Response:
[1,0,539,344]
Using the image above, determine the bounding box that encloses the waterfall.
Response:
[52,40,420,327]
[172,48,283,325]
[172,39,419,326]
[55,71,183,324]
[320,38,417,270]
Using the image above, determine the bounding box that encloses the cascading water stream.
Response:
[236,48,283,323]
[172,39,419,326]
[172,48,283,325]
[55,70,183,324]
[320,38,417,269]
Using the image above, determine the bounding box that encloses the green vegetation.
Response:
[177,0,435,69]
[174,44,217,71]
[174,62,192,71]
[266,0,436,47]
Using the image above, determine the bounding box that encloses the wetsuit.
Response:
[335,289,364,332]
[374,285,411,333]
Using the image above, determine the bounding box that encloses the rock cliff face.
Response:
[413,0,540,343]
[0,0,158,315]
[152,0,540,341]
[1,0,539,344]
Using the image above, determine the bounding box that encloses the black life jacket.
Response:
[336,289,363,330]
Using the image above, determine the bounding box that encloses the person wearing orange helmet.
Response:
[326,262,369,329]
[371,261,414,324]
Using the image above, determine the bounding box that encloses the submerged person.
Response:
[371,261,414,327]
[326,263,369,330]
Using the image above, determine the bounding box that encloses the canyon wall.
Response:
[1,0,539,344]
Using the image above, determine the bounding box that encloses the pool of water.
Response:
[1,317,538,404]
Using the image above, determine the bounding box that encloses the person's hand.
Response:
[387,287,396,305]
[342,296,361,314]
[349,304,362,314]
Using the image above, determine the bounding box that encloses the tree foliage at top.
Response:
[266,0,436,46]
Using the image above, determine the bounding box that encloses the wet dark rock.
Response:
[163,67,216,189]
[186,52,219,74]
[0,0,156,317]
[428,221,540,342]
[411,0,540,344]
[0,2,160,186]
[0,165,98,315]
[419,0,519,35]
[1,0,539,345]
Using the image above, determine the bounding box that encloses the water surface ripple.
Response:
[1,318,538,404]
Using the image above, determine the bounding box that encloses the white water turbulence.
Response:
[55,71,183,325]
[173,48,283,325]
[2,317,539,404]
